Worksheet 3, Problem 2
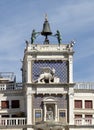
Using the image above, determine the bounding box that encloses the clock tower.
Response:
[22,16,75,130]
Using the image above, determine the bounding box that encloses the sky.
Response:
[0,0,94,82]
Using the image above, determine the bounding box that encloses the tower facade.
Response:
[22,17,75,130]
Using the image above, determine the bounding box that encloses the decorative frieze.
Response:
[25,44,74,53]
[36,87,67,94]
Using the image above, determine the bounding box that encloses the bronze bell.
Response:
[41,16,52,37]
[41,15,52,44]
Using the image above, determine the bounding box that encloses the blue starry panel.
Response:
[32,60,69,83]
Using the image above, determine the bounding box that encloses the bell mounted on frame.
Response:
[41,15,52,44]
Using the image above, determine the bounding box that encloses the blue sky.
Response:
[0,0,94,82]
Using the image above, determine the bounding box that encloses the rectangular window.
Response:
[12,114,18,117]
[74,115,82,125]
[11,100,20,108]
[35,109,42,123]
[2,115,9,118]
[74,100,82,108]
[1,101,9,109]
[85,100,92,108]
[59,110,66,123]
[85,115,92,118]
[85,115,92,125]
[59,111,65,117]
[75,114,82,118]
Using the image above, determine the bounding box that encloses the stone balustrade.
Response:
[26,43,73,53]
[0,117,94,127]
[74,118,94,125]
[0,118,26,126]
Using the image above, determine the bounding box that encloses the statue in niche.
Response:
[46,107,54,120]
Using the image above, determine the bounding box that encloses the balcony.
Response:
[0,118,26,127]
[0,117,94,128]
[74,118,94,125]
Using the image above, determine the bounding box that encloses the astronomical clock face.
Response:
[32,60,69,83]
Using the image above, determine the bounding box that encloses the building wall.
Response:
[32,93,68,124]
[33,94,68,109]
[0,90,25,117]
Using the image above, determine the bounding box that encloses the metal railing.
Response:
[0,83,22,91]
[74,82,94,90]
[0,72,15,81]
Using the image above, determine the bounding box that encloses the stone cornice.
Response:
[24,83,75,95]
[0,89,23,96]
[24,43,74,56]
[25,82,75,87]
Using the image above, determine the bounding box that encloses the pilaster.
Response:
[55,103,58,121]
[26,86,33,125]
[27,60,32,83]
[68,87,74,125]
[82,99,84,109]
[68,55,73,83]
[44,103,46,121]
